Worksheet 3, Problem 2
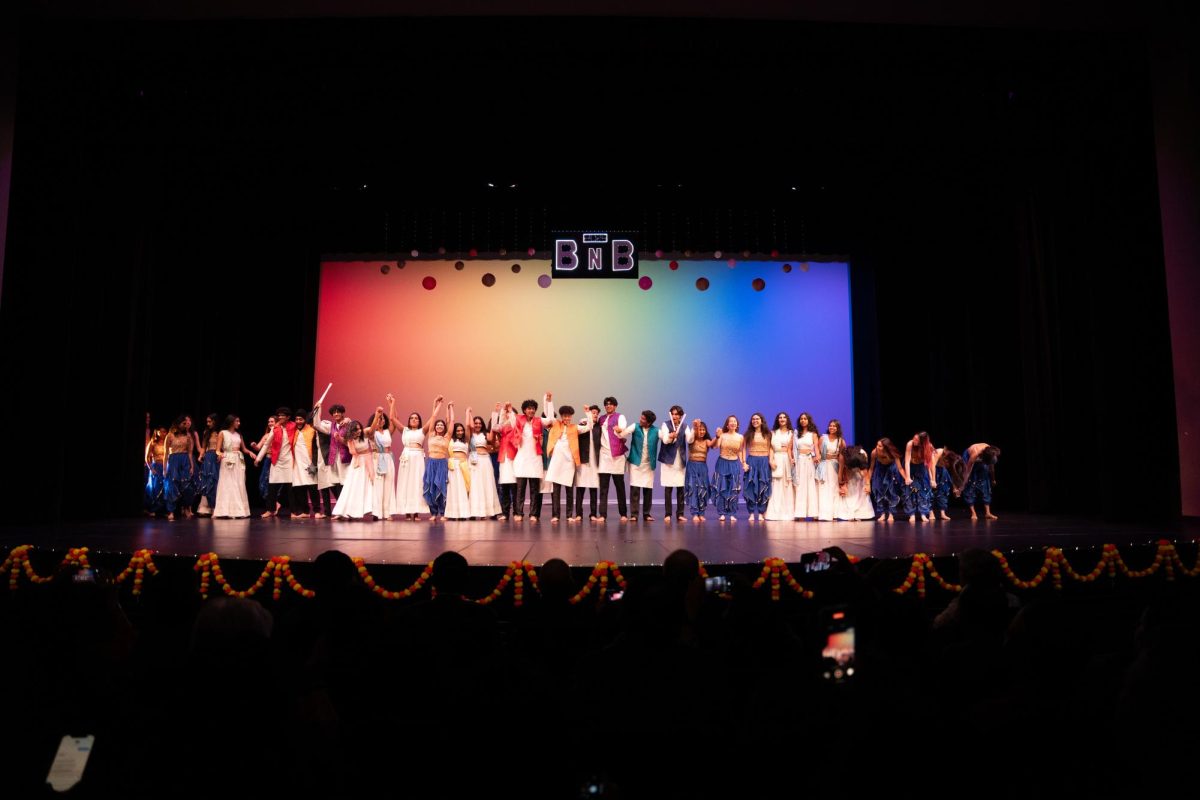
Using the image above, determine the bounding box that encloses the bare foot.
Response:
[644,515,654,522]
[513,514,523,521]
[529,516,538,523]
[985,513,998,520]
[620,516,628,522]
[260,511,273,519]
[970,513,979,520]
[908,515,916,523]
[167,513,175,522]
[718,515,726,522]
[551,517,560,523]
[693,515,701,522]
[938,512,951,521]
[678,516,686,523]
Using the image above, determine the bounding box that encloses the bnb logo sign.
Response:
[552,232,637,279]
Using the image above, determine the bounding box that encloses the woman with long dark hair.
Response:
[469,412,503,519]
[903,431,937,523]
[398,396,440,520]
[792,412,820,520]
[711,415,747,522]
[331,414,382,520]
[685,419,716,520]
[959,443,1001,520]
[445,416,473,520]
[743,412,773,522]
[835,444,875,520]
[370,395,398,520]
[213,415,256,518]
[815,419,845,521]
[933,447,965,520]
[144,424,168,517]
[765,412,795,521]
[195,413,221,517]
[164,415,197,522]
[868,438,906,522]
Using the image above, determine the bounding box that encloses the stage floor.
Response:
[3,512,1196,567]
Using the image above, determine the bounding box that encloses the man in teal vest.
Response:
[627,410,659,521]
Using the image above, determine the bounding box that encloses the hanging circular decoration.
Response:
[669,260,679,270]
[782,263,792,273]
[422,276,437,290]
[468,248,478,257]
[714,250,723,259]
[511,263,521,273]
[380,264,390,274]
[638,276,653,290]
[770,249,780,258]
[800,262,810,272]
[454,261,465,271]
[499,248,508,256]
[727,258,737,268]
[481,273,496,287]
[527,247,537,256]
[410,249,420,258]
[752,278,766,291]
[437,246,447,255]
[396,259,406,269]
[654,249,664,259]
[537,274,552,288]
[695,277,710,291]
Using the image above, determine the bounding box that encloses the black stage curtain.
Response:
[0,19,1179,522]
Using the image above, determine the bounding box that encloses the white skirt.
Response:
[469,454,502,517]
[629,462,655,489]
[545,446,576,486]
[396,449,430,514]
[816,460,840,521]
[835,471,876,520]
[794,456,819,519]
[575,460,599,489]
[213,455,251,518]
[332,461,375,519]
[446,457,473,519]
[765,475,795,520]
[373,460,398,519]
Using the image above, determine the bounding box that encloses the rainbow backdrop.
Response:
[314,259,855,443]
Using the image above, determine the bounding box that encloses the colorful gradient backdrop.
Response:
[315,259,854,444]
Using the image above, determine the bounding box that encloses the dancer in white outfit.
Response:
[445,410,474,520]
[397,398,440,519]
[213,415,255,518]
[815,419,845,521]
[765,413,796,521]
[658,405,689,523]
[542,393,590,522]
[792,412,820,520]
[468,411,503,519]
[574,405,602,521]
[332,414,381,520]
[834,444,876,520]
[370,395,399,520]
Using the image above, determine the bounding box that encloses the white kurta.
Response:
[268,428,294,484]
[546,428,578,486]
[512,418,547,479]
[658,422,688,488]
[291,428,318,487]
[597,414,629,473]
[316,419,345,488]
[576,420,600,489]
[793,431,820,519]
[629,430,655,489]
[213,431,251,518]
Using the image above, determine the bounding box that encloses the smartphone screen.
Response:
[821,606,855,682]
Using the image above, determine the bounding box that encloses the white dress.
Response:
[468,433,502,517]
[575,424,600,489]
[397,427,430,514]
[213,431,251,518]
[445,440,473,519]
[834,469,876,520]
[332,439,375,519]
[816,434,842,521]
[765,430,795,521]
[793,431,820,519]
[372,430,398,519]
[658,422,687,488]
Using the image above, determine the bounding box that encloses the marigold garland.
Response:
[568,561,628,604]
[750,558,814,601]
[352,558,433,600]
[113,549,160,596]
[192,553,315,600]
[3,545,90,590]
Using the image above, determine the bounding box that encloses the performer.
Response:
[597,396,631,522]
[543,394,588,523]
[144,424,168,517]
[743,413,773,522]
[657,405,689,523]
[398,397,439,520]
[903,431,937,523]
[331,415,380,520]
[712,415,747,522]
[314,402,352,515]
[792,412,820,520]
[492,402,518,520]
[685,419,716,520]
[504,397,551,522]
[834,444,876,521]
[289,409,321,519]
[195,413,221,517]
[255,408,296,519]
[468,412,503,519]
[815,419,845,521]
[369,395,399,520]
[933,447,965,520]
[575,404,603,522]
[868,438,906,522]
[445,417,473,520]
[765,413,795,521]
[628,409,660,521]
[423,401,453,521]
[959,443,1001,520]
[251,416,276,510]
[213,415,255,519]
[164,415,197,522]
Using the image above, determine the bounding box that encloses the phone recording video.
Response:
[820,605,855,683]
[704,575,730,593]
[802,550,835,573]
[73,568,97,583]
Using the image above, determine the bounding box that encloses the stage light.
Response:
[468,248,478,257]
[742,250,751,258]
[380,264,390,274]
[437,246,446,255]
[410,249,419,258]
[654,249,663,259]
[728,259,737,268]
[770,249,780,258]
[714,250,723,259]
[487,182,495,187]
[499,248,507,256]
[527,247,536,256]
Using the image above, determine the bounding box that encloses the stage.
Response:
[3,512,1195,567]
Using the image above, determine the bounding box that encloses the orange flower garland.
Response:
[3,544,90,590]
[475,561,541,607]
[113,549,160,596]
[751,557,814,601]
[568,561,628,604]
[352,558,433,600]
[193,553,315,600]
